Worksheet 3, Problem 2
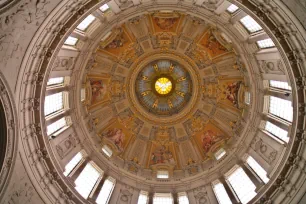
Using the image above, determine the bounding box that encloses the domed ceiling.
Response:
[82,11,248,177]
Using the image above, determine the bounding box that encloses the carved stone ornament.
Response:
[0,72,17,200]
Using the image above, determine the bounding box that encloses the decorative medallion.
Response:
[135,59,193,116]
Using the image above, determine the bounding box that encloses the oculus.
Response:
[135,59,192,116]
[155,77,172,95]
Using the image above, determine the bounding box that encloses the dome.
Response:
[0,0,306,204]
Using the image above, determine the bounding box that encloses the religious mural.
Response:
[103,128,125,151]
[150,12,181,33]
[100,119,133,153]
[90,79,107,103]
[98,27,142,67]
[217,80,242,108]
[199,30,228,59]
[150,145,176,165]
[85,74,112,108]
[194,123,228,157]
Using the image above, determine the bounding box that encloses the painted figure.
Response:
[150,145,176,165]
[204,33,227,54]
[154,17,177,30]
[223,81,241,106]
[200,130,222,152]
[90,79,107,104]
[104,128,125,151]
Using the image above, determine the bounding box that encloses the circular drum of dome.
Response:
[135,59,192,116]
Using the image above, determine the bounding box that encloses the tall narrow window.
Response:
[157,170,169,179]
[138,191,149,204]
[44,92,63,116]
[227,4,239,13]
[81,88,86,102]
[269,80,291,91]
[77,15,96,31]
[63,151,84,176]
[215,148,226,160]
[226,166,256,204]
[64,36,78,46]
[102,145,112,157]
[240,16,262,33]
[100,4,109,12]
[265,121,289,142]
[245,92,251,105]
[246,156,269,184]
[153,193,174,204]
[47,77,64,86]
[212,180,232,204]
[257,38,275,48]
[269,96,293,122]
[47,117,66,135]
[178,192,189,204]
[96,177,116,204]
[75,162,101,199]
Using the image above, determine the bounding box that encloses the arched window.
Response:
[137,190,149,204]
[246,156,269,184]
[269,80,291,91]
[47,117,67,136]
[153,193,173,204]
[178,192,189,204]
[47,77,64,86]
[44,92,64,116]
[264,121,289,143]
[63,150,86,176]
[75,162,102,199]
[257,38,275,48]
[77,14,96,31]
[268,96,293,122]
[225,165,256,204]
[240,16,262,33]
[96,177,116,204]
[212,180,232,204]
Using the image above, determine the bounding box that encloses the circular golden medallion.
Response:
[155,77,172,95]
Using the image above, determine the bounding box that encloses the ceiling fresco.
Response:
[82,12,248,177]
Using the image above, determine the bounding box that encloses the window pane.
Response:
[81,88,86,101]
[75,162,101,199]
[240,16,262,33]
[102,145,112,157]
[257,38,275,48]
[100,4,109,12]
[153,193,173,204]
[269,96,293,122]
[44,92,63,116]
[226,167,256,204]
[138,191,149,204]
[246,156,269,184]
[47,77,64,86]
[265,121,289,142]
[227,4,239,13]
[63,151,84,176]
[215,148,226,160]
[64,36,78,46]
[178,192,189,204]
[47,118,66,135]
[212,181,232,204]
[77,15,95,31]
[96,177,116,204]
[245,92,251,104]
[269,80,291,91]
[157,170,169,179]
